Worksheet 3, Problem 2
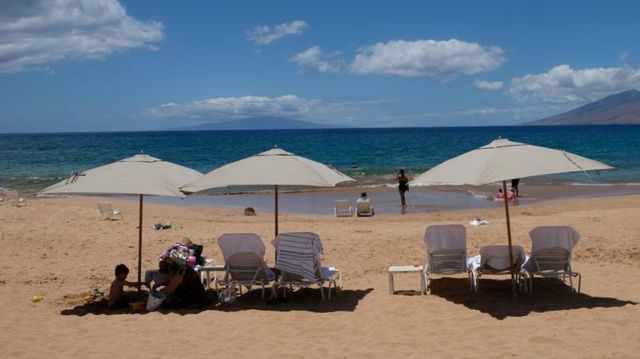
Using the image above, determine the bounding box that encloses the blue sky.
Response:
[1,0,640,132]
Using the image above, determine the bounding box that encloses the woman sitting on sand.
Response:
[157,260,210,309]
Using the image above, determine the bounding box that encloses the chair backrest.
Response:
[531,247,570,272]
[7,191,25,206]
[529,226,580,254]
[97,202,113,216]
[335,200,352,216]
[356,201,372,215]
[273,232,323,281]
[528,226,579,273]
[479,245,526,271]
[424,225,467,274]
[218,233,265,262]
[225,252,270,282]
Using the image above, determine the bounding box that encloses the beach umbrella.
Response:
[411,138,613,288]
[39,153,203,284]
[181,147,355,237]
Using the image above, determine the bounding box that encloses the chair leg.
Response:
[319,284,325,301]
[425,272,431,295]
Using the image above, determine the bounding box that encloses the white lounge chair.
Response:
[423,224,472,294]
[523,226,582,294]
[217,233,276,301]
[97,202,122,220]
[356,201,374,217]
[5,191,26,207]
[334,199,353,217]
[468,245,527,293]
[272,232,342,300]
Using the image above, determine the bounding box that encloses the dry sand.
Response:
[0,194,639,358]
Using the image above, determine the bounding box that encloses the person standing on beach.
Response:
[396,169,409,207]
[511,178,520,197]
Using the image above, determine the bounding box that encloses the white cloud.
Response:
[348,39,505,78]
[149,95,321,120]
[509,64,640,103]
[147,95,398,126]
[0,0,164,73]
[247,20,307,45]
[473,80,503,90]
[291,46,344,73]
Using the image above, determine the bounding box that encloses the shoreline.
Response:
[35,182,640,215]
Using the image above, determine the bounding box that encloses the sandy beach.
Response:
[1,193,639,358]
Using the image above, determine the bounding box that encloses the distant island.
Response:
[171,116,343,131]
[525,89,640,125]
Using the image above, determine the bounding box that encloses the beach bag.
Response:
[161,243,192,266]
[146,290,166,312]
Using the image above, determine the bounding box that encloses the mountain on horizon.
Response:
[525,89,640,125]
[171,116,342,131]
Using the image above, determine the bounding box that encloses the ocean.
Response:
[1,125,639,192]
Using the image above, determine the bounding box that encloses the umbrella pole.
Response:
[137,194,143,289]
[502,181,516,296]
[274,184,279,237]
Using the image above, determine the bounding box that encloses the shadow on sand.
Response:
[60,288,374,316]
[422,277,637,320]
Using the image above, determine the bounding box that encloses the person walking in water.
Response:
[396,169,409,207]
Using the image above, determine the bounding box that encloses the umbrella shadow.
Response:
[425,278,637,320]
[60,288,373,316]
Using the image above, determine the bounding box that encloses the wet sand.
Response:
[145,182,640,215]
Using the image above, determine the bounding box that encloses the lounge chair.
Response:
[423,224,472,294]
[334,199,353,217]
[356,201,374,217]
[523,226,582,294]
[5,191,26,207]
[468,245,527,293]
[272,232,342,300]
[217,233,276,301]
[97,202,122,220]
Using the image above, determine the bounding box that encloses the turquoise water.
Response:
[1,125,639,192]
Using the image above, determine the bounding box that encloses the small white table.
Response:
[195,264,226,289]
[388,265,426,295]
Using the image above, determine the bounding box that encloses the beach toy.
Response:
[32,295,44,303]
[130,301,146,312]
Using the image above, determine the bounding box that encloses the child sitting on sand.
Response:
[108,264,140,310]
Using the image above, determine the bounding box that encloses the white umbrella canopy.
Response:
[181,147,355,236]
[182,148,354,191]
[41,154,202,197]
[412,138,613,186]
[411,138,613,295]
[39,153,203,284]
